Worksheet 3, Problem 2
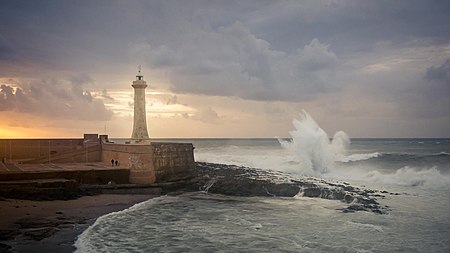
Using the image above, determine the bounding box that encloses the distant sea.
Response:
[75,137,450,252]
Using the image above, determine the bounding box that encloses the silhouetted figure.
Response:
[111,159,114,166]
[115,160,118,166]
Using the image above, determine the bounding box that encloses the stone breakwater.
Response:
[180,162,392,214]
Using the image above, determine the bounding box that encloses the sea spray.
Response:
[279,111,450,188]
[279,110,350,176]
[194,119,449,188]
[364,166,449,188]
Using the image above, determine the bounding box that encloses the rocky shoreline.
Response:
[186,162,392,214]
[0,194,158,253]
[0,162,393,252]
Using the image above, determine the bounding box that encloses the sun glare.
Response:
[0,127,32,138]
[0,125,70,139]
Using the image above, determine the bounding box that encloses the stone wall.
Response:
[0,168,130,184]
[101,143,155,184]
[152,142,195,182]
[0,139,85,161]
[101,142,195,184]
[0,138,102,164]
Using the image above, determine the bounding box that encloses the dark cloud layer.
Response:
[426,58,450,83]
[0,0,449,136]
[359,57,450,119]
[134,23,339,101]
[248,1,450,53]
[0,76,113,120]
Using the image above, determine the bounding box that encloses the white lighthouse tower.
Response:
[130,67,150,144]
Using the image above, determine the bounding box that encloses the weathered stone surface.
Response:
[0,169,130,185]
[168,162,391,214]
[0,229,20,240]
[13,215,88,241]
[22,227,58,241]
[0,242,12,253]
[152,143,195,183]
[101,142,195,184]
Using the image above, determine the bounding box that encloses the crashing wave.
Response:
[278,110,350,176]
[364,166,450,188]
[336,152,382,162]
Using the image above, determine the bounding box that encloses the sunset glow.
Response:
[0,1,449,138]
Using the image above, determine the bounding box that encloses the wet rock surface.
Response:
[0,179,82,201]
[0,242,12,253]
[1,215,89,243]
[173,162,391,214]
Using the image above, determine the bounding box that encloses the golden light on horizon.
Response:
[91,89,195,118]
[0,126,63,139]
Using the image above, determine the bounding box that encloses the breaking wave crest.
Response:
[279,110,450,188]
[278,110,350,176]
[336,152,382,162]
[74,196,180,253]
[363,166,450,188]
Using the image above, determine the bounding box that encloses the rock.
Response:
[346,204,367,212]
[0,229,20,240]
[12,215,88,242]
[22,227,57,241]
[0,242,12,253]
[301,188,322,197]
[344,194,354,203]
[181,162,389,214]
[343,185,354,191]
[15,217,56,229]
[372,209,383,214]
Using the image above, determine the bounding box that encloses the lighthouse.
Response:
[130,67,150,144]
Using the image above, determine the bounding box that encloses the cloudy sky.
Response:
[0,0,449,138]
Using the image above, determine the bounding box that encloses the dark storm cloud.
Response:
[246,0,450,53]
[133,22,339,101]
[0,34,16,61]
[0,75,113,120]
[426,58,450,83]
[0,0,445,69]
[410,58,450,117]
[0,0,160,73]
[0,0,449,126]
[1,0,448,71]
[358,57,450,119]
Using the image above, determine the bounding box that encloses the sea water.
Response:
[76,112,450,252]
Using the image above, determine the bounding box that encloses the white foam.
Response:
[363,166,450,188]
[278,110,350,176]
[277,111,450,188]
[74,196,179,252]
[347,221,385,233]
[196,110,450,189]
[336,152,381,162]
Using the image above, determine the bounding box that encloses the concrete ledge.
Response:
[80,184,162,195]
[0,169,130,184]
[130,174,155,184]
[0,178,80,200]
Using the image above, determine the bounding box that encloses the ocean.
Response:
[75,114,450,252]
